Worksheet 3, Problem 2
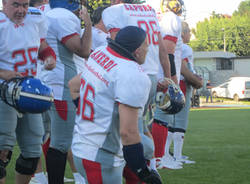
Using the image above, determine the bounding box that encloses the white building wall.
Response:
[234,58,250,77]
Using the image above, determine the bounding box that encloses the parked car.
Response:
[211,77,250,101]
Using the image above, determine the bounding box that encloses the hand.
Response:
[0,69,23,81]
[44,56,56,70]
[186,74,203,89]
[137,167,162,184]
[157,78,170,92]
[79,6,92,27]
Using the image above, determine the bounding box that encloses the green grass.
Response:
[5,108,250,184]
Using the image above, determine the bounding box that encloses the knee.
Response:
[15,154,39,175]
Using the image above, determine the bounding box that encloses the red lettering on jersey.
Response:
[129,5,135,11]
[124,4,154,13]
[106,63,117,72]
[95,52,104,61]
[124,4,130,10]
[96,53,106,64]
[132,5,138,11]
[99,56,110,67]
[104,60,114,70]
[142,5,148,11]
[147,5,152,11]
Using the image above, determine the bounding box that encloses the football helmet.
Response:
[0,76,54,114]
[156,78,185,114]
[49,0,81,11]
[160,0,184,15]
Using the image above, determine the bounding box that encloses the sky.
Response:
[0,0,242,28]
[148,0,242,28]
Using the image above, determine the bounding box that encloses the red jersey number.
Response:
[137,20,159,45]
[13,47,38,76]
[76,78,95,122]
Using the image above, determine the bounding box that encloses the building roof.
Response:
[194,51,236,59]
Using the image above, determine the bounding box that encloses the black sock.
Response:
[46,148,67,184]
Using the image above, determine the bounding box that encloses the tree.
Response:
[190,0,250,56]
[233,0,250,16]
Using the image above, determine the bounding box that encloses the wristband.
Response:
[123,143,147,173]
[38,46,56,61]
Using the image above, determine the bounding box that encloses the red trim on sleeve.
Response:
[106,46,132,61]
[61,33,79,44]
[179,80,187,96]
[82,159,103,184]
[38,46,56,61]
[163,35,178,43]
[183,58,188,63]
[109,28,120,33]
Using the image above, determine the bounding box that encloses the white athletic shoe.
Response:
[160,155,183,170]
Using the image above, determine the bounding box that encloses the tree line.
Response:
[189,0,250,56]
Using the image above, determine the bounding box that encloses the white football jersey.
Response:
[102,3,161,75]
[40,8,81,100]
[92,26,109,51]
[158,11,182,82]
[0,8,47,82]
[72,46,151,167]
[180,43,195,81]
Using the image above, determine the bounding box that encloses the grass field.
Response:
[5,108,250,184]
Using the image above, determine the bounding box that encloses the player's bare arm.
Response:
[181,59,203,89]
[68,73,81,101]
[63,6,92,59]
[158,34,171,79]
[119,104,141,145]
[0,69,23,81]
[162,38,178,84]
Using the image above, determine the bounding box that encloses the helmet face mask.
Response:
[0,77,54,114]
[49,0,82,12]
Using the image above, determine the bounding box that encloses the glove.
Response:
[137,166,162,184]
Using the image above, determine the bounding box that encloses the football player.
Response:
[0,0,56,183]
[151,0,185,170]
[74,5,110,74]
[70,26,162,184]
[170,21,202,164]
[102,1,172,181]
[38,0,92,183]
